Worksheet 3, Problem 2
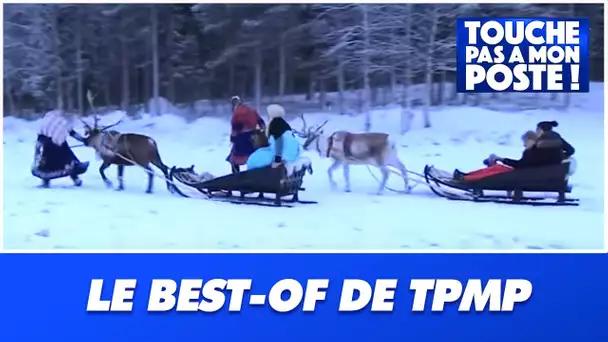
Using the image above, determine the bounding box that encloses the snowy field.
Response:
[2,85,605,251]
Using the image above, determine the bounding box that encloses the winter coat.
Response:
[31,134,89,180]
[536,131,575,158]
[228,104,266,165]
[501,132,567,169]
[246,132,301,170]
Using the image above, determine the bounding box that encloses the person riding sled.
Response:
[453,127,569,182]
[246,104,301,170]
[31,109,90,188]
[226,96,266,173]
[535,120,575,159]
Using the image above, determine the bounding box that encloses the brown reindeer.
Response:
[80,116,172,194]
[293,114,411,194]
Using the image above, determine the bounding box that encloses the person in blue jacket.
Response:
[246,104,301,170]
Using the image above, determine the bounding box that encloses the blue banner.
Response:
[456,18,590,93]
[1,253,607,342]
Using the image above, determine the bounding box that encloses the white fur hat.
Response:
[267,104,285,119]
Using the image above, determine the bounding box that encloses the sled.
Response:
[168,157,317,207]
[423,162,579,206]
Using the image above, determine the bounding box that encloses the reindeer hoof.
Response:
[344,188,351,193]
[116,187,124,192]
[145,190,153,194]
[104,181,113,189]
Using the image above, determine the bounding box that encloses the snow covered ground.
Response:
[2,85,605,251]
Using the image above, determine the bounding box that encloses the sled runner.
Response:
[168,158,317,207]
[423,162,579,206]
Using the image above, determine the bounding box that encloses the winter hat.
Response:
[521,130,538,141]
[265,104,286,136]
[267,104,286,119]
[537,121,558,132]
[230,96,241,107]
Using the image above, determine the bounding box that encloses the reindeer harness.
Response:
[324,133,336,158]
[96,131,122,159]
[323,132,356,159]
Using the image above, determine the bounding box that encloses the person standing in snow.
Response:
[31,109,90,188]
[226,96,266,173]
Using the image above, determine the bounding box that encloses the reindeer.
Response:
[79,116,172,194]
[293,114,411,195]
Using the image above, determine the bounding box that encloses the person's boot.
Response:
[71,175,83,187]
[453,169,466,180]
[228,164,240,197]
[483,154,498,166]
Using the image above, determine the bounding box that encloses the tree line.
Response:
[4,3,604,127]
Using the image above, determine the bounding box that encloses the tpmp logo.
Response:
[456,18,589,93]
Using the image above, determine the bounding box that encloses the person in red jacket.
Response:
[226,96,266,173]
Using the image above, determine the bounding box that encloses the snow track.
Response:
[3,100,604,251]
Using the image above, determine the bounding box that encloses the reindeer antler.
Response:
[86,90,96,109]
[85,90,124,132]
[316,119,329,132]
[298,113,308,131]
[293,113,328,138]
[93,115,101,129]
[100,117,124,132]
[79,117,92,130]
[293,113,308,137]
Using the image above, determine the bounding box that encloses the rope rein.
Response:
[364,165,430,194]
[87,127,429,196]
[321,133,429,194]
[99,134,185,190]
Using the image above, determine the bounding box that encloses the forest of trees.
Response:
[3,3,605,124]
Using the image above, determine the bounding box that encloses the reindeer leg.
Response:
[150,159,172,193]
[327,160,341,191]
[389,157,411,193]
[343,164,351,192]
[376,166,390,195]
[116,165,125,191]
[144,165,154,194]
[99,162,112,189]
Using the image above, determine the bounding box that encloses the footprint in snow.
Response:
[526,245,544,250]
[35,229,50,238]
[547,244,566,249]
